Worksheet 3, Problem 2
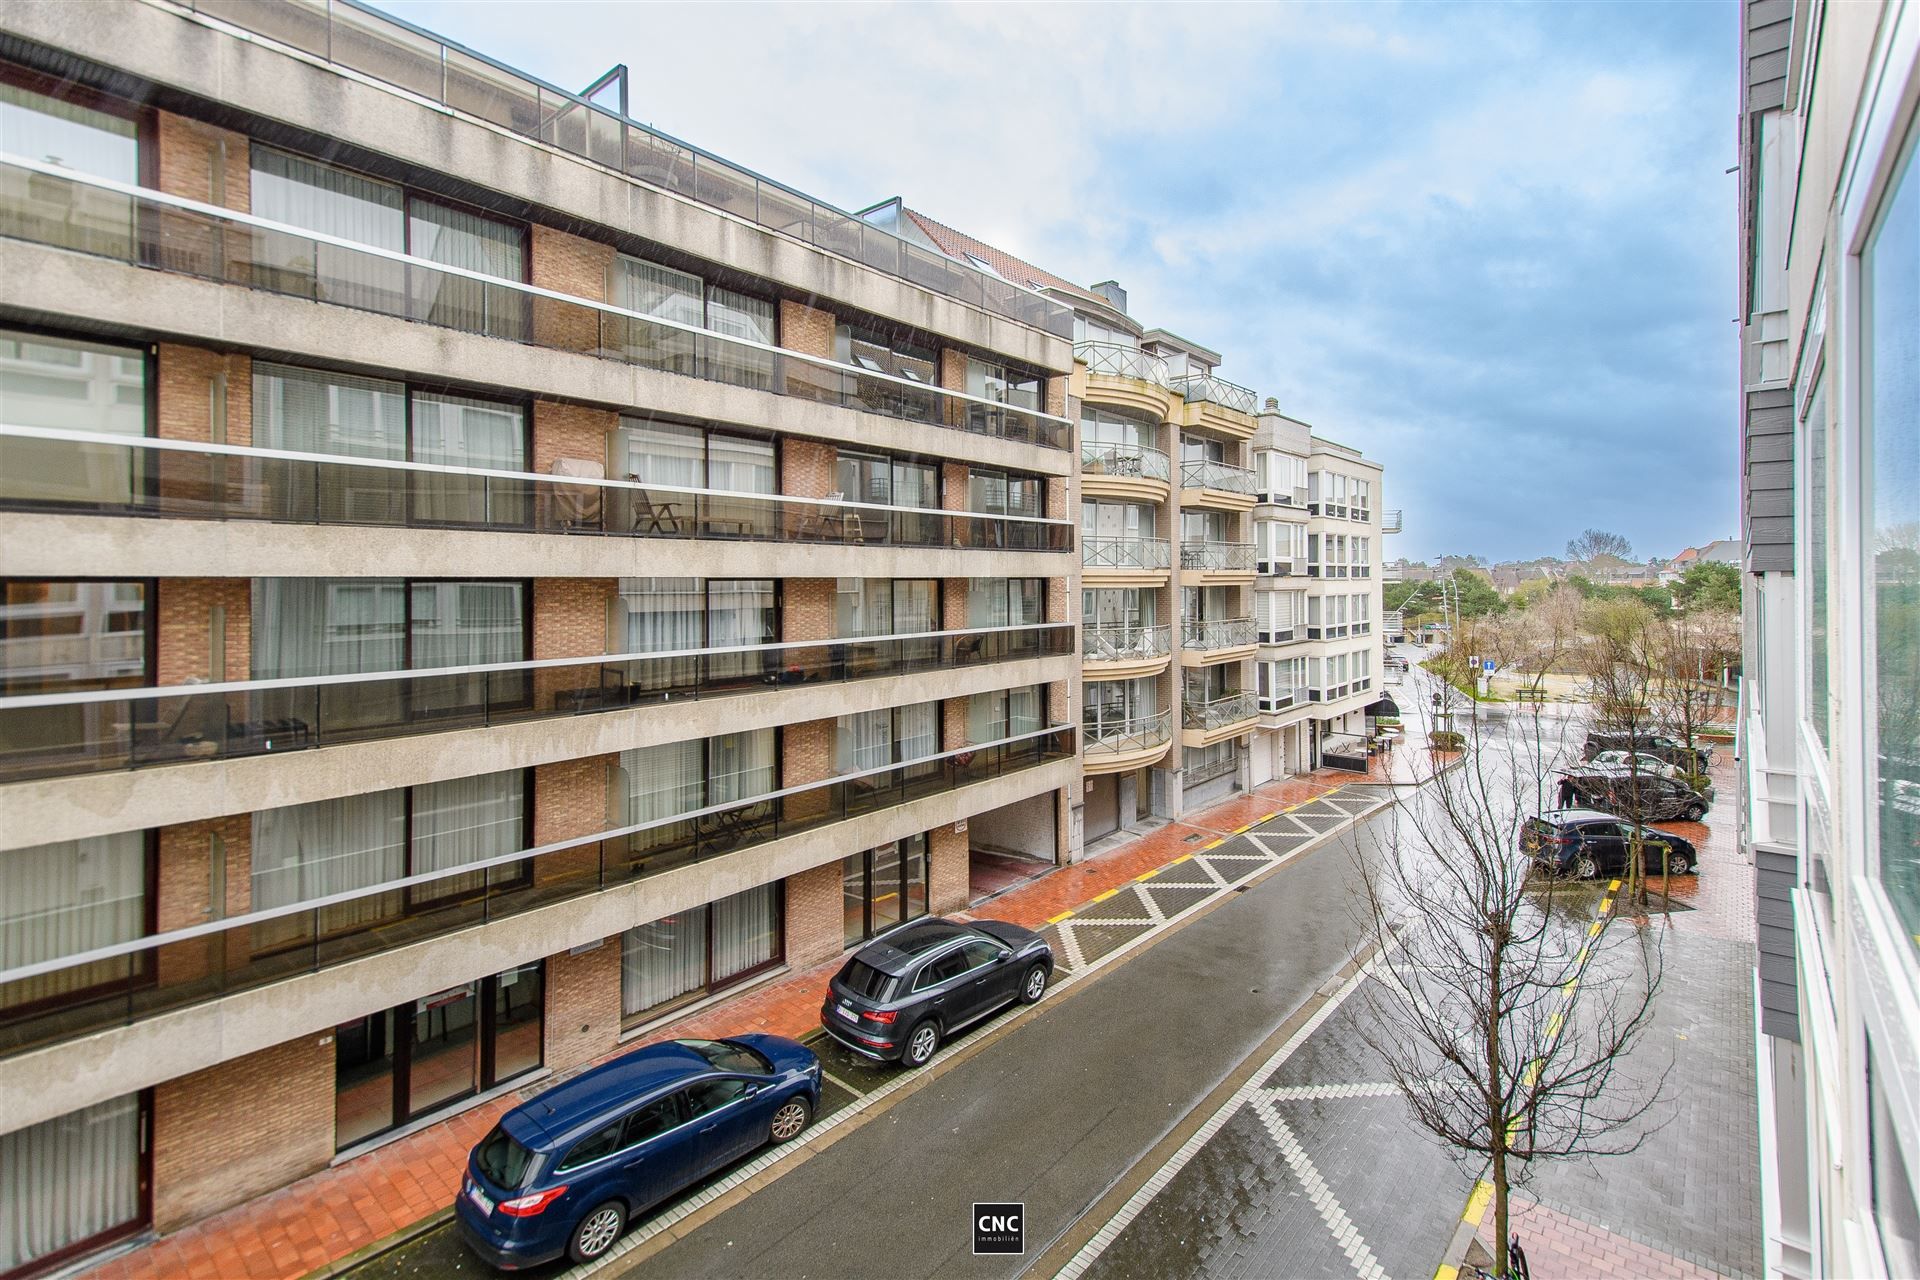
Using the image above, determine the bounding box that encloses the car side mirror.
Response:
[998,948,1013,962]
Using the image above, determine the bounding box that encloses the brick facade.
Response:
[157,344,253,446]
[780,718,835,824]
[529,225,614,354]
[151,1034,334,1232]
[783,862,843,968]
[154,111,251,284]
[542,937,622,1074]
[155,815,253,986]
[777,300,835,357]
[532,577,613,710]
[532,399,617,477]
[156,578,250,686]
[532,754,612,888]
[782,438,835,499]
[929,821,968,914]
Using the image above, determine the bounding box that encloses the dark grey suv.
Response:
[820,918,1053,1067]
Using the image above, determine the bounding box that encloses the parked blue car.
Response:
[454,1035,820,1268]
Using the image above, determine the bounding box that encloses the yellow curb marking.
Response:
[1170,853,1193,865]
[1461,1179,1493,1226]
[1202,837,1225,849]
[1545,1011,1564,1039]
[1136,867,1163,882]
[1434,1267,1460,1280]
[1598,897,1614,913]
[1608,878,1623,891]
[1232,822,1255,834]
[1091,888,1119,904]
[1264,812,1279,821]
[1588,920,1605,937]
[1046,910,1074,924]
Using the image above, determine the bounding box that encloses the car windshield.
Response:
[681,1038,773,1074]
[840,958,897,1001]
[475,1125,536,1191]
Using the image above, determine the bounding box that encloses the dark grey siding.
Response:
[1755,842,1800,1040]
[1745,386,1795,571]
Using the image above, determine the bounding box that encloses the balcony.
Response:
[1076,342,1171,387]
[1182,749,1238,787]
[1258,689,1300,714]
[1082,708,1173,773]
[1178,458,1258,497]
[1381,510,1403,534]
[0,426,1073,554]
[1257,555,1306,578]
[1080,443,1172,501]
[1083,536,1173,574]
[0,158,1072,448]
[1082,622,1172,667]
[1180,540,1257,573]
[0,724,1075,1059]
[1171,372,1258,416]
[161,0,1072,337]
[0,623,1072,784]
[1181,617,1258,652]
[1182,690,1258,732]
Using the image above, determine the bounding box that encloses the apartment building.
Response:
[874,209,1387,841]
[1736,1,1920,1275]
[0,2,1083,1271]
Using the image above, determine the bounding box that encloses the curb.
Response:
[303,1209,451,1279]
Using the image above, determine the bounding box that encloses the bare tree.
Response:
[1650,610,1739,788]
[1577,597,1667,906]
[1565,528,1634,568]
[1354,706,1666,1277]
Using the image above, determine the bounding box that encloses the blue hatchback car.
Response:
[454,1035,820,1269]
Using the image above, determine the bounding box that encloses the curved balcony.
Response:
[1082,708,1173,774]
[0,426,1074,555]
[1173,372,1258,416]
[1080,441,1172,503]
[1083,535,1173,583]
[1182,690,1259,747]
[1179,457,1258,512]
[1075,342,1175,419]
[0,724,1076,1059]
[0,622,1073,784]
[1076,342,1170,386]
[0,158,1072,449]
[1180,540,1257,581]
[1180,617,1258,661]
[1082,622,1172,679]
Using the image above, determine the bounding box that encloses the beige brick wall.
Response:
[533,753,612,889]
[543,937,622,1074]
[157,579,250,686]
[780,718,835,825]
[151,1034,334,1232]
[929,822,968,914]
[155,111,250,282]
[783,439,835,499]
[778,299,835,357]
[155,815,252,986]
[938,349,969,430]
[1045,375,1067,418]
[784,862,843,967]
[532,577,613,710]
[157,344,253,446]
[529,224,613,354]
[532,400,618,476]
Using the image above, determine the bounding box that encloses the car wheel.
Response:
[769,1096,811,1143]
[1020,963,1049,1004]
[903,1019,940,1068]
[1666,852,1693,876]
[568,1201,626,1264]
[1684,803,1706,822]
[1573,853,1600,881]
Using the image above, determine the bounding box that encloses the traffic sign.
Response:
[1482,659,1495,673]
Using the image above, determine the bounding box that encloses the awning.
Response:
[1365,696,1400,718]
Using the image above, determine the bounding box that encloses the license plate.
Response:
[467,1182,494,1215]
[835,1004,859,1024]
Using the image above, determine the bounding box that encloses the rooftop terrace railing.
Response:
[1075,342,1171,388]
[0,157,1072,449]
[0,425,1074,551]
[0,621,1073,784]
[0,723,1074,1059]
[1173,372,1258,416]
[178,0,1073,338]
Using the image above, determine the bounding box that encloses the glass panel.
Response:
[1867,127,1920,957]
[842,853,866,947]
[407,982,479,1116]
[0,833,146,1012]
[251,789,405,945]
[711,884,777,982]
[618,577,702,695]
[407,199,527,340]
[905,838,928,921]
[334,1010,394,1149]
[411,770,523,903]
[0,84,137,259]
[253,364,407,523]
[489,962,542,1084]
[621,908,708,1016]
[610,257,702,376]
[250,147,406,313]
[0,329,147,507]
[703,286,774,391]
[706,579,775,685]
[708,433,774,495]
[410,391,527,527]
[0,581,149,777]
[0,1093,142,1272]
[409,581,524,715]
[871,842,903,934]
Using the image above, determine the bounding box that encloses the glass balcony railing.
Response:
[1075,342,1171,387]
[1082,622,1171,663]
[0,157,1072,448]
[1183,690,1258,730]
[0,425,1074,551]
[1181,617,1257,651]
[174,0,1072,338]
[1381,510,1404,534]
[0,724,1075,1060]
[1172,372,1258,416]
[1080,441,1172,483]
[1081,708,1172,756]
[0,623,1073,784]
[1179,458,1257,495]
[1181,540,1257,572]
[1083,536,1173,571]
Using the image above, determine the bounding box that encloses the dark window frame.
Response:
[617,881,788,1028]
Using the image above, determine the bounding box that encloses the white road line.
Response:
[819,1068,866,1098]
[1052,946,1393,1280]
[1135,884,1167,925]
[1055,918,1089,971]
[1252,1095,1390,1280]
[1266,1082,1401,1101]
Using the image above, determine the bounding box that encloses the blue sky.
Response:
[378,0,1739,564]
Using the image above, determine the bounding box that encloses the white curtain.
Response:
[407,199,526,338]
[835,579,890,639]
[968,691,1006,745]
[620,577,702,692]
[250,147,405,313]
[251,789,405,931]
[708,434,773,494]
[897,702,939,776]
[707,579,773,682]
[836,709,892,774]
[611,255,702,374]
[621,911,707,1016]
[711,884,777,982]
[967,578,1009,629]
[1009,685,1043,738]
[253,578,405,679]
[253,363,406,460]
[409,582,524,670]
[894,581,935,635]
[0,833,145,1009]
[709,730,774,805]
[410,391,526,525]
[1011,579,1044,626]
[0,1093,141,1273]
[703,285,775,389]
[623,739,704,854]
[411,770,524,901]
[616,419,704,489]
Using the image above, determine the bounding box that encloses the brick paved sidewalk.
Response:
[1470,1192,1728,1279]
[79,759,1421,1280]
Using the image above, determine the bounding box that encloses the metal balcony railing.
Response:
[1181,617,1258,650]
[1178,457,1257,495]
[0,723,1075,1059]
[1183,690,1259,730]
[1381,510,1404,534]
[1181,540,1257,572]
[1172,372,1259,416]
[1083,536,1173,571]
[0,622,1073,784]
[1076,342,1171,387]
[0,425,1075,552]
[1082,623,1171,663]
[0,157,1072,448]
[1080,441,1172,483]
[172,0,1072,337]
[1081,708,1173,756]
[1182,749,1238,786]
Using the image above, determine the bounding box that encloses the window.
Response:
[623,1094,682,1145]
[686,1078,752,1115]
[617,729,775,862]
[968,467,1043,519]
[0,579,149,696]
[835,579,937,639]
[557,1119,627,1173]
[610,254,775,390]
[1870,1043,1920,1277]
[1081,405,1157,453]
[0,1093,146,1275]
[683,1038,773,1074]
[613,416,775,499]
[0,832,150,1013]
[915,948,968,991]
[474,1127,535,1192]
[620,883,783,1021]
[967,357,1041,410]
[0,79,140,263]
[1082,676,1156,734]
[1805,369,1831,748]
[0,328,148,507]
[967,578,1044,628]
[612,578,777,693]
[1864,121,1920,956]
[968,684,1045,744]
[842,834,930,946]
[835,701,939,774]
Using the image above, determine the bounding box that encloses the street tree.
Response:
[1578,597,1669,906]
[1354,708,1666,1278]
[1565,528,1634,567]
[1650,610,1740,787]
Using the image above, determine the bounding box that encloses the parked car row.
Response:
[1583,729,1714,773]
[1521,809,1700,880]
[455,917,1053,1269]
